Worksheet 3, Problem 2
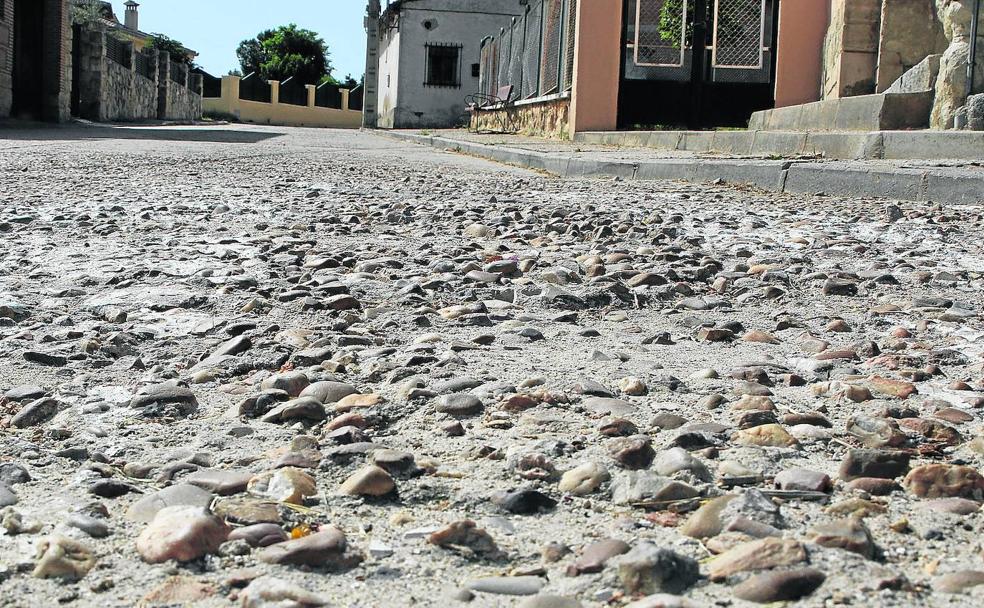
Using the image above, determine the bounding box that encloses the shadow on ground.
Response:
[0,121,285,144]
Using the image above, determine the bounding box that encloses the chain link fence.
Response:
[712,0,765,69]
[477,0,578,104]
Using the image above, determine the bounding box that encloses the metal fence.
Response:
[477,0,577,104]
[135,51,155,81]
[348,85,364,111]
[105,35,131,69]
[169,61,185,85]
[239,72,272,103]
[315,82,342,109]
[279,77,308,106]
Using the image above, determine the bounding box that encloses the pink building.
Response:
[471,0,977,135]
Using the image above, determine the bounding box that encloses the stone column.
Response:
[269,80,280,105]
[157,51,170,119]
[931,0,984,128]
[363,0,381,127]
[342,88,351,111]
[306,84,317,108]
[78,29,107,121]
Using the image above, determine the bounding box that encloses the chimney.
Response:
[124,1,139,31]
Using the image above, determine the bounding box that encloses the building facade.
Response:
[470,0,978,135]
[0,0,72,121]
[364,0,526,129]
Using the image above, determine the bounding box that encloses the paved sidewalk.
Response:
[385,129,984,204]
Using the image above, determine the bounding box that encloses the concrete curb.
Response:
[381,130,984,204]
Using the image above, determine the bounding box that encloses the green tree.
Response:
[70,0,106,27]
[236,24,333,85]
[148,34,195,66]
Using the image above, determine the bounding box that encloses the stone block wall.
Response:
[471,97,571,139]
[876,0,948,92]
[78,38,201,122]
[822,0,883,99]
[102,54,157,121]
[0,0,12,117]
[157,55,202,121]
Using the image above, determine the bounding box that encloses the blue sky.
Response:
[124,0,368,80]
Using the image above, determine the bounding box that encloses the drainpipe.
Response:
[970,0,980,95]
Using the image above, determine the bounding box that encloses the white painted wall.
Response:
[374,0,524,129]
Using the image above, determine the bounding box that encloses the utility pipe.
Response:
[970,0,981,95]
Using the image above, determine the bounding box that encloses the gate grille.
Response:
[712,0,765,69]
[539,0,563,95]
[522,3,542,98]
[508,18,525,97]
[562,0,577,91]
[635,0,687,68]
[497,27,512,95]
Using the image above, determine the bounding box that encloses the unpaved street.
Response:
[0,124,983,607]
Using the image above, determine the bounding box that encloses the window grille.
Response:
[424,43,462,88]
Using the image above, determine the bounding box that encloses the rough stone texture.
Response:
[886,54,943,93]
[964,93,984,129]
[931,0,984,128]
[876,0,948,92]
[78,30,160,122]
[1,126,984,607]
[823,0,883,99]
[471,97,571,139]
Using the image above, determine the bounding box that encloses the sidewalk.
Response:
[381,129,984,204]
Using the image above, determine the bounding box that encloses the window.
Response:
[424,43,462,88]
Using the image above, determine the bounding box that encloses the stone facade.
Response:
[931,0,984,128]
[78,33,201,123]
[822,0,883,99]
[368,0,526,129]
[471,97,571,138]
[875,0,948,92]
[163,69,202,121]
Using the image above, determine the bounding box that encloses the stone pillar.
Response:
[341,88,351,111]
[775,0,830,108]
[875,0,948,93]
[78,29,107,121]
[269,80,280,105]
[157,50,170,119]
[569,0,622,134]
[363,0,381,127]
[217,75,241,117]
[306,84,316,108]
[931,0,984,128]
[821,0,882,99]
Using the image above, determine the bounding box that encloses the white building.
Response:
[364,0,525,129]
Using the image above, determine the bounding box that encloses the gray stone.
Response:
[465,576,544,596]
[886,55,943,94]
[732,568,826,603]
[126,484,215,523]
[129,384,198,418]
[612,471,699,506]
[10,398,61,428]
[616,543,699,595]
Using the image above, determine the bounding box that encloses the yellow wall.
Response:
[204,76,363,129]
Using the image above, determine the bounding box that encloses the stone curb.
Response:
[380,130,984,204]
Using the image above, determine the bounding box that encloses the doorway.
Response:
[11,0,45,119]
[618,0,780,129]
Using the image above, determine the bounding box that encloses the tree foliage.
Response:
[236,24,333,86]
[148,34,195,66]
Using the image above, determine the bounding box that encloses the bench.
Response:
[465,85,515,133]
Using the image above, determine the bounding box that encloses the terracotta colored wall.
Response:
[775,0,831,107]
[570,0,621,133]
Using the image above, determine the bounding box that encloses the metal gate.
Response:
[625,0,774,83]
